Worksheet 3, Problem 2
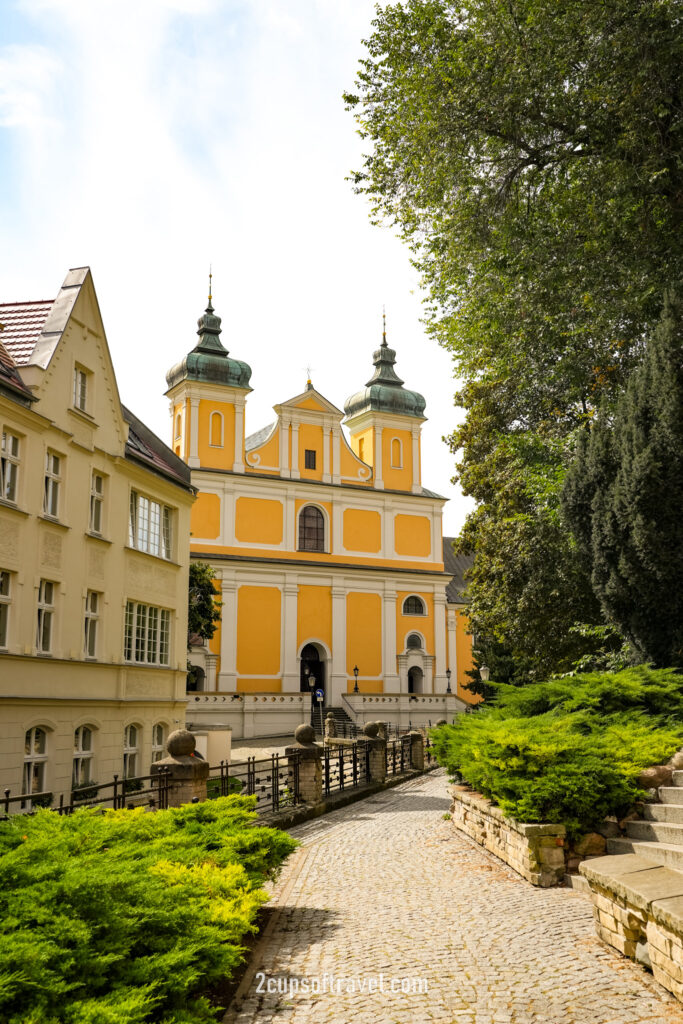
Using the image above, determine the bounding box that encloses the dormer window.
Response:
[73,367,88,412]
[304,449,316,470]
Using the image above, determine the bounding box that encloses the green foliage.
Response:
[346,0,682,678]
[0,797,296,1024]
[188,562,222,646]
[432,667,683,834]
[563,294,683,667]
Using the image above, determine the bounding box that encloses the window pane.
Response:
[0,604,7,647]
[34,728,46,754]
[124,602,134,660]
[147,606,159,662]
[135,605,146,661]
[0,571,9,597]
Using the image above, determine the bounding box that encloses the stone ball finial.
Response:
[167,729,196,757]
[295,723,315,745]
[363,722,379,738]
[435,719,447,726]
[326,711,335,719]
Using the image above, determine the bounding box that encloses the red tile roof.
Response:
[0,337,33,399]
[0,300,53,365]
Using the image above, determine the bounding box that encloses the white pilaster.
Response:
[189,398,200,468]
[282,578,299,692]
[285,494,296,550]
[222,481,235,544]
[217,577,237,691]
[447,606,458,691]
[322,425,331,482]
[330,582,347,705]
[291,423,300,479]
[383,588,399,692]
[373,427,384,489]
[233,399,245,473]
[433,591,448,692]
[383,507,394,558]
[411,426,421,494]
[331,497,343,554]
[332,429,341,484]
[279,418,290,478]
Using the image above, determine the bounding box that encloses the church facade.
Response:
[168,294,475,738]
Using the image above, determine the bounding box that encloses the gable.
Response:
[277,386,344,419]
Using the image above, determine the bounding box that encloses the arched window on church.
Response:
[402,595,426,616]
[406,632,423,650]
[175,414,182,440]
[209,411,224,448]
[391,437,403,468]
[298,505,325,552]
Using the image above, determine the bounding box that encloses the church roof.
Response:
[442,538,473,603]
[245,421,276,452]
[166,295,252,393]
[344,321,426,421]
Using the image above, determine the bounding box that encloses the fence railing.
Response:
[323,742,371,796]
[207,754,299,815]
[2,769,170,818]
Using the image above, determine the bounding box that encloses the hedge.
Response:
[0,796,297,1024]
[432,666,683,835]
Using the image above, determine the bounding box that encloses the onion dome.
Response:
[344,317,425,420]
[166,293,252,392]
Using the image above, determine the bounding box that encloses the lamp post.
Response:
[446,667,452,694]
[304,663,315,727]
[353,664,359,694]
[479,664,490,682]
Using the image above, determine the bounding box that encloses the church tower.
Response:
[165,288,252,471]
[344,316,426,494]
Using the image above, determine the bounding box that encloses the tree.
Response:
[345,0,682,674]
[188,561,221,647]
[563,294,683,667]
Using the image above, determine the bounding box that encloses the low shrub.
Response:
[0,796,297,1024]
[433,666,683,835]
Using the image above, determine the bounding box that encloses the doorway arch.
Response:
[299,641,327,702]
[408,666,424,694]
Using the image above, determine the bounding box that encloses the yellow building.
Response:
[0,267,195,806]
[168,296,475,738]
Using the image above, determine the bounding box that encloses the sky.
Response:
[0,0,474,534]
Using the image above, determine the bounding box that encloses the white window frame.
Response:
[402,595,426,616]
[0,570,10,649]
[123,724,140,778]
[73,366,88,412]
[89,472,104,535]
[23,727,48,807]
[209,411,224,448]
[0,430,20,504]
[72,725,94,787]
[84,591,99,659]
[36,579,55,654]
[43,451,62,518]
[151,722,167,763]
[406,631,425,651]
[124,600,171,666]
[129,490,173,560]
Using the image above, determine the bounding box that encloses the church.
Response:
[168,290,476,739]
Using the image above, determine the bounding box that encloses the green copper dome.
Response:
[344,331,426,420]
[166,299,252,392]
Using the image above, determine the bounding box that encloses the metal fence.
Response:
[323,742,371,796]
[207,754,299,815]
[1,769,170,819]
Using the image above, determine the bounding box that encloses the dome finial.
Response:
[382,305,387,347]
[207,264,213,312]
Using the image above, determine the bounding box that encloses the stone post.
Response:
[374,720,388,742]
[363,722,386,785]
[150,729,210,807]
[285,724,322,804]
[409,730,424,771]
[324,712,337,740]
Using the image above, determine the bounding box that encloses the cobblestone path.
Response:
[223,770,683,1024]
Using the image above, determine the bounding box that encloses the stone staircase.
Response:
[606,769,683,870]
[310,705,357,738]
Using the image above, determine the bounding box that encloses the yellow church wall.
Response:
[382,429,413,492]
[396,591,435,653]
[299,423,324,480]
[394,514,432,557]
[297,585,332,651]
[346,592,382,682]
[236,586,281,676]
[456,609,480,704]
[172,402,186,459]
[235,497,284,545]
[297,397,327,411]
[236,679,283,693]
[197,399,236,470]
[343,508,381,553]
[191,492,221,540]
[348,427,374,467]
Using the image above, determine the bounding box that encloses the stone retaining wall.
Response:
[450,785,566,887]
[580,854,683,1003]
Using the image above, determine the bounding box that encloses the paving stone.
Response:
[223,770,683,1024]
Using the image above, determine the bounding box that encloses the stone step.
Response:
[607,836,683,871]
[660,786,683,805]
[626,818,683,845]
[674,770,683,788]
[643,802,683,825]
